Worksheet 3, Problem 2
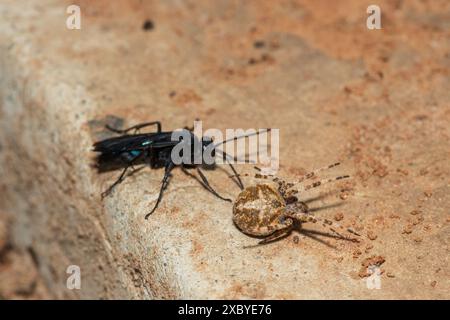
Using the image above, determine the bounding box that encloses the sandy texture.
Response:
[0,0,449,299]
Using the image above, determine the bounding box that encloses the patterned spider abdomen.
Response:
[232,184,291,236]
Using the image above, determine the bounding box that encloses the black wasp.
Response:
[92,120,270,219]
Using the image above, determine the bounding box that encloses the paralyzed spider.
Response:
[232,162,356,245]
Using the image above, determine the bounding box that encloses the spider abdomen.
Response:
[233,184,291,236]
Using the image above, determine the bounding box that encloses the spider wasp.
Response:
[93,120,270,218]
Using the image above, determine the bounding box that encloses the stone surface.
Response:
[0,0,449,299]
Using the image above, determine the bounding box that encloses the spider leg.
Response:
[253,166,286,185]
[291,162,341,184]
[251,167,294,197]
[145,161,175,219]
[288,212,317,224]
[240,162,343,185]
[292,212,359,242]
[196,167,232,202]
[297,175,350,192]
[258,226,293,245]
[106,121,162,134]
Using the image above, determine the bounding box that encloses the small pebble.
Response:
[253,40,265,48]
[248,57,257,65]
[142,19,154,31]
[412,216,424,225]
[367,231,377,240]
[334,212,344,221]
[340,192,349,200]
[353,249,362,258]
[402,225,413,234]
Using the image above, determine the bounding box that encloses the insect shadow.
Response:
[243,223,354,249]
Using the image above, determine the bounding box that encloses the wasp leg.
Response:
[145,162,175,219]
[228,163,244,190]
[183,118,200,131]
[196,167,232,202]
[181,167,215,195]
[106,121,162,134]
[220,151,244,190]
[100,160,145,198]
[101,165,131,199]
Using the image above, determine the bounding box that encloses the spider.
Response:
[232,162,356,245]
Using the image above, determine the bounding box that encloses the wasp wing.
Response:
[93,132,173,153]
[93,134,147,153]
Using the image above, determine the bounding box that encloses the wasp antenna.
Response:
[215,150,258,164]
[213,128,271,149]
